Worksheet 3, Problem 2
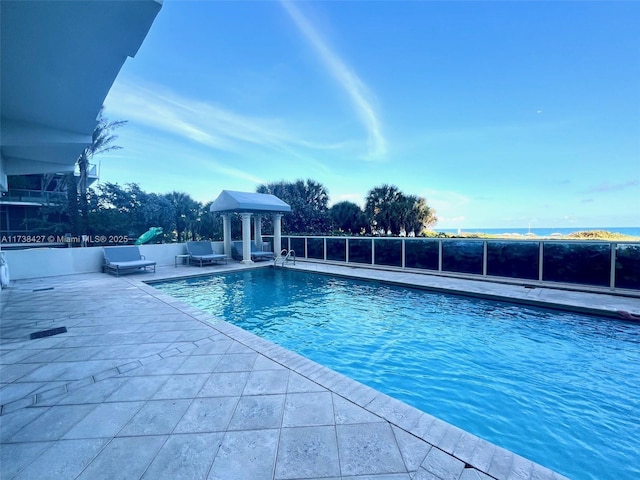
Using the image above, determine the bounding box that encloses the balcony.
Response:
[0,188,66,206]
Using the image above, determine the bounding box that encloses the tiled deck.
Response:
[4,261,636,480]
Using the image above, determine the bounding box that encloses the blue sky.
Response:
[102,0,639,229]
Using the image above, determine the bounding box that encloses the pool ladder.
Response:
[275,249,295,267]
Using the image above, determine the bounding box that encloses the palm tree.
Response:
[165,192,201,241]
[401,195,437,236]
[257,179,331,234]
[329,201,367,234]
[364,185,436,236]
[75,108,127,232]
[364,184,402,235]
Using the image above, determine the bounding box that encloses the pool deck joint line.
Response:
[3,261,635,479]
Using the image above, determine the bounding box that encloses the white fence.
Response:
[1,242,225,280]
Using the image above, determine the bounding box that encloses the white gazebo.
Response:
[210,190,291,264]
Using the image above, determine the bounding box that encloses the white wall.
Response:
[2,242,225,280]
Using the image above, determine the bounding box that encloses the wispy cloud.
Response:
[581,179,639,194]
[418,189,472,227]
[420,189,471,209]
[214,165,265,185]
[98,132,268,187]
[105,80,342,160]
[280,1,386,159]
[331,192,365,207]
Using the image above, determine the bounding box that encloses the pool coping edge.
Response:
[133,275,569,480]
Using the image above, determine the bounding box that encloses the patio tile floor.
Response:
[1,261,624,479]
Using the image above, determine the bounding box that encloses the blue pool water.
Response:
[155,269,640,480]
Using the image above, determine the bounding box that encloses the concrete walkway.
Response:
[4,261,634,479]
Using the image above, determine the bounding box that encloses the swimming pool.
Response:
[155,268,640,480]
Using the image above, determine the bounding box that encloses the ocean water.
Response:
[156,269,640,480]
[435,226,640,237]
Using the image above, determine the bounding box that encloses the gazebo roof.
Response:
[210,190,291,214]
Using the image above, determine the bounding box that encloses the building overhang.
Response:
[0,0,163,190]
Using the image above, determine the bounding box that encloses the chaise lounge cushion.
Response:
[103,246,156,276]
[186,241,227,266]
[232,241,274,261]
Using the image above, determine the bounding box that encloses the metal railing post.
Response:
[610,243,616,289]
[538,242,544,282]
[482,241,488,276]
[372,238,375,265]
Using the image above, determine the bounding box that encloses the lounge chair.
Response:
[186,241,227,267]
[103,246,156,276]
[232,241,275,261]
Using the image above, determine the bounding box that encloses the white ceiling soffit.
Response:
[0,0,163,176]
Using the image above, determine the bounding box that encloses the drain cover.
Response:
[30,327,67,339]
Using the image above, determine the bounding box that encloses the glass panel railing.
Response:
[374,239,402,267]
[2,189,66,204]
[487,241,539,280]
[326,238,346,262]
[290,237,306,258]
[442,240,483,275]
[405,239,439,270]
[615,244,640,290]
[543,242,610,287]
[307,238,324,260]
[349,238,372,264]
[280,237,289,253]
[273,235,636,292]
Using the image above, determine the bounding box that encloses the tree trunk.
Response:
[65,173,80,234]
[78,153,89,233]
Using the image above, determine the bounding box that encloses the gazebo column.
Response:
[240,212,253,264]
[222,214,232,259]
[273,213,283,256]
[253,214,263,251]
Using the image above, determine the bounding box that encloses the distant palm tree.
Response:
[365,184,402,235]
[329,201,367,234]
[75,108,127,232]
[165,191,201,241]
[364,185,436,236]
